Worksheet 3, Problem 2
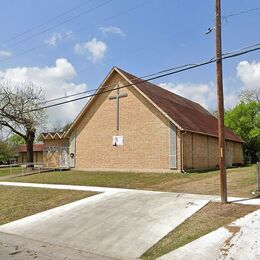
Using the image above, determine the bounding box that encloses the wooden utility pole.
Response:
[215,0,227,203]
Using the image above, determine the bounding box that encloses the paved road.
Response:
[0,185,209,259]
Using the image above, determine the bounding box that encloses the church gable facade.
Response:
[68,69,179,171]
[42,67,244,172]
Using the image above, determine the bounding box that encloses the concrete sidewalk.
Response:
[1,181,260,205]
[159,209,260,260]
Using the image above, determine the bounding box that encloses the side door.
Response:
[60,147,69,167]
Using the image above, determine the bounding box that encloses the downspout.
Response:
[181,131,187,173]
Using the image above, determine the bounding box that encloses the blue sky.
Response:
[0,0,259,126]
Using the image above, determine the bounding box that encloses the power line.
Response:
[207,6,260,33]
[28,62,216,112]
[222,7,260,22]
[27,43,260,113]
[1,0,112,50]
[222,42,260,56]
[43,64,194,104]
[43,41,260,105]
[0,1,151,62]
[0,0,95,47]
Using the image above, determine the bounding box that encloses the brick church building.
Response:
[41,67,244,172]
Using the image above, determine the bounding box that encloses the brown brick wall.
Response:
[234,142,243,163]
[192,134,209,169]
[208,136,219,168]
[74,71,179,171]
[183,132,243,170]
[183,132,193,169]
[18,152,43,164]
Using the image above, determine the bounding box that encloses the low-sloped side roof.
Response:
[117,68,244,143]
[17,144,44,153]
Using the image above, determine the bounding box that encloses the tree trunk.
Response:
[26,130,35,168]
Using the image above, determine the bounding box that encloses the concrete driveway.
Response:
[0,183,210,259]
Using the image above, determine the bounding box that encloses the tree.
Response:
[49,121,72,132]
[0,140,14,164]
[0,80,47,166]
[63,122,72,132]
[225,101,260,164]
[8,134,26,146]
[239,88,260,103]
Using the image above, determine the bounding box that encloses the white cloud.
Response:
[159,82,216,109]
[45,33,63,47]
[237,60,260,89]
[45,30,73,47]
[159,81,238,110]
[0,50,12,57]
[74,38,107,62]
[0,58,87,126]
[99,26,125,37]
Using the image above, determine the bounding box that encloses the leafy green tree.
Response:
[0,140,14,164]
[225,101,260,163]
[8,134,26,146]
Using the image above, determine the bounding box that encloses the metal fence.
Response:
[0,162,49,177]
[0,161,71,178]
[257,162,260,192]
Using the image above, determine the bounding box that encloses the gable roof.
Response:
[117,68,244,143]
[66,67,244,143]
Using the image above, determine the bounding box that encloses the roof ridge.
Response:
[117,67,211,114]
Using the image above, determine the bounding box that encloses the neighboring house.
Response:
[17,144,43,164]
[39,132,69,168]
[41,67,244,172]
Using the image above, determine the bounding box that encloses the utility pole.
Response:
[215,0,227,203]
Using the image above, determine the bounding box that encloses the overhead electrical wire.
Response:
[2,3,257,62]
[0,0,95,46]
[42,41,260,105]
[0,0,151,62]
[42,64,195,105]
[26,43,260,113]
[222,7,260,22]
[1,0,112,50]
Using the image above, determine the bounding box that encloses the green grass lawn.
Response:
[141,202,260,259]
[0,166,22,177]
[7,165,258,198]
[0,186,97,225]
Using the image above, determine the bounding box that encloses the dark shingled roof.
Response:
[117,68,244,143]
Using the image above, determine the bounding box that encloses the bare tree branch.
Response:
[239,88,260,103]
[0,80,47,164]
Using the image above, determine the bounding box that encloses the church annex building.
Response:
[40,67,244,172]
